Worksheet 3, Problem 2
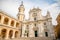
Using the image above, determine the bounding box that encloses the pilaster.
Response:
[1,16,4,24]
[8,19,11,26]
[12,30,15,38]
[5,30,9,39]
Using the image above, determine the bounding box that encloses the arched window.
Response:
[0,15,1,21]
[16,22,19,27]
[4,17,9,24]
[11,20,14,26]
[15,31,18,38]
[9,30,13,38]
[1,29,7,39]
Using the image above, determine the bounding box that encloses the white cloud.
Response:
[44,3,60,25]
[0,0,60,25]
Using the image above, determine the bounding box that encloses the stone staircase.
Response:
[0,37,53,40]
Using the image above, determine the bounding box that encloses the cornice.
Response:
[0,24,20,30]
[23,18,52,24]
[0,10,21,23]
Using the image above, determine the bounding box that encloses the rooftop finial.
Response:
[46,10,51,17]
[21,1,23,6]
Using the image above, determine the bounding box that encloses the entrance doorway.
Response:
[35,31,38,37]
[45,32,48,37]
[57,31,60,39]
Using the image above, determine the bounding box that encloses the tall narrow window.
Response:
[0,15,1,21]
[4,17,9,25]
[34,17,36,20]
[16,22,19,27]
[26,25,29,29]
[45,32,48,37]
[35,31,38,37]
[34,24,36,26]
[26,25,29,37]
[11,20,14,26]
[27,33,28,37]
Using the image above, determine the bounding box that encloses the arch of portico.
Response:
[9,30,13,38]
[0,28,20,39]
[1,29,7,39]
[15,31,18,38]
[0,11,21,39]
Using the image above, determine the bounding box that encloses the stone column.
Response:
[8,19,11,26]
[0,29,1,38]
[1,16,4,24]
[16,31,20,38]
[12,30,15,38]
[5,30,9,39]
[14,21,16,28]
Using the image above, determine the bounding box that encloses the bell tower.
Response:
[17,1,25,21]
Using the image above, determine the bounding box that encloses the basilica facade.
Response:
[18,1,55,38]
[0,1,55,40]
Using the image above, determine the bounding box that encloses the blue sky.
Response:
[0,0,60,25]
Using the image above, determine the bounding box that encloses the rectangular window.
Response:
[45,32,48,37]
[34,17,36,20]
[35,31,38,37]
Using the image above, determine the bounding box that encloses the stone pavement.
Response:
[0,37,53,40]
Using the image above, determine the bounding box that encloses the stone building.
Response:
[19,1,55,39]
[0,1,55,40]
[54,13,60,39]
[0,11,22,39]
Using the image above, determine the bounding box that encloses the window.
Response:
[34,17,36,20]
[11,20,14,26]
[34,24,36,26]
[45,32,48,37]
[33,13,37,17]
[24,29,29,37]
[16,22,19,27]
[24,30,27,36]
[27,33,28,37]
[26,25,29,29]
[0,15,1,20]
[44,22,46,25]
[0,15,1,22]
[26,25,29,37]
[4,17,9,25]
[35,31,38,37]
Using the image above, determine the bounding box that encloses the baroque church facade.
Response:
[18,1,55,38]
[0,1,55,40]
